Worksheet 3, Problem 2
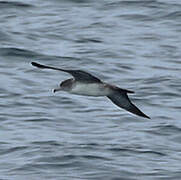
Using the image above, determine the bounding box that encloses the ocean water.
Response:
[0,0,181,179]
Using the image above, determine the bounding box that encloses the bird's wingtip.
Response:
[31,62,46,69]
[143,114,151,119]
[31,61,38,67]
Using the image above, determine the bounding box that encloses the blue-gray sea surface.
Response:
[0,0,181,179]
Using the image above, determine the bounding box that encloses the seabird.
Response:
[31,62,150,119]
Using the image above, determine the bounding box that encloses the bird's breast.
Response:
[70,82,110,96]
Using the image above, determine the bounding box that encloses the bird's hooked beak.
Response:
[52,87,62,93]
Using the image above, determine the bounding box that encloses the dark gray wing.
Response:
[107,89,150,119]
[31,62,101,83]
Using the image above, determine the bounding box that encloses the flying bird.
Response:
[31,62,150,119]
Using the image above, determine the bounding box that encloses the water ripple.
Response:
[0,1,33,8]
[0,0,181,179]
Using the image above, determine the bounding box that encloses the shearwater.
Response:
[31,62,150,119]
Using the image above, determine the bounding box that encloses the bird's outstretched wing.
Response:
[107,88,150,119]
[31,62,101,83]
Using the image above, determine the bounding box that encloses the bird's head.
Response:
[53,78,74,93]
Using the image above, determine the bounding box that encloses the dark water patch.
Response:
[170,134,181,144]
[25,117,52,122]
[171,105,181,110]
[36,154,109,163]
[51,97,77,106]
[108,147,166,157]
[75,37,102,44]
[139,150,166,156]
[119,14,153,21]
[73,108,102,113]
[0,88,7,94]
[139,171,181,180]
[0,142,9,145]
[112,178,137,180]
[0,30,10,41]
[160,44,178,53]
[142,76,180,98]
[168,77,181,90]
[15,77,38,87]
[70,0,91,3]
[116,64,134,71]
[150,115,171,120]
[160,92,180,98]
[104,0,177,12]
[35,155,76,163]
[139,34,161,42]
[0,115,10,122]
[162,11,181,20]
[103,0,157,9]
[148,125,181,136]
[104,0,181,24]
[0,48,42,58]
[80,155,110,161]
[49,96,73,103]
[36,55,81,63]
[143,76,172,84]
[78,143,99,147]
[0,1,33,8]
[12,159,92,174]
[171,59,181,65]
[31,140,61,146]
[0,47,80,63]
[0,146,28,155]
[0,92,21,99]
[53,0,91,3]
